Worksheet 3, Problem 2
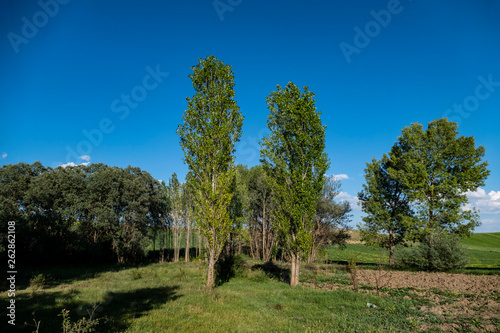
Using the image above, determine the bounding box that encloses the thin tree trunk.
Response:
[173,227,179,262]
[197,230,201,258]
[295,255,301,286]
[185,221,191,262]
[389,229,394,266]
[262,202,266,260]
[290,253,297,287]
[206,250,216,291]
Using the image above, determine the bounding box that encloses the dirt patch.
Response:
[357,269,500,296]
[360,270,500,331]
[303,268,500,332]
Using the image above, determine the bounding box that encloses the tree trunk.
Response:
[197,231,201,258]
[295,255,300,286]
[262,202,266,260]
[388,229,394,266]
[173,227,179,262]
[206,250,216,291]
[185,221,191,262]
[290,253,301,287]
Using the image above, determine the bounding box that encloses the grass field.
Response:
[0,261,452,333]
[2,232,498,332]
[326,233,500,270]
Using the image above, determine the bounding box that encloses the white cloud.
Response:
[332,174,349,181]
[79,155,91,162]
[490,191,500,201]
[481,218,500,225]
[336,191,360,210]
[1,152,7,159]
[465,188,500,214]
[59,162,89,168]
[466,188,487,198]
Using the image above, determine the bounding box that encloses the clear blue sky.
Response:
[1,0,499,232]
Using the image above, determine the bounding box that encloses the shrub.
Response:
[394,234,469,271]
[30,274,47,290]
[215,254,245,285]
[130,269,142,280]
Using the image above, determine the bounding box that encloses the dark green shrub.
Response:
[394,234,469,271]
[30,273,48,290]
[215,254,245,285]
[393,244,426,270]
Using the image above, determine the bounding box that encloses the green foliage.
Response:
[177,55,243,290]
[393,118,489,240]
[260,82,329,284]
[30,273,48,290]
[130,269,142,281]
[358,145,411,264]
[394,234,469,271]
[215,253,245,285]
[0,162,167,265]
[311,175,352,261]
[60,308,99,333]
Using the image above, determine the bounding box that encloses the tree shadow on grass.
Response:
[1,264,127,292]
[96,286,181,332]
[0,285,181,333]
[252,261,290,284]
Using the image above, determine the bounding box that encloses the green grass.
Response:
[461,233,500,249]
[326,244,389,265]
[2,261,441,332]
[326,233,500,270]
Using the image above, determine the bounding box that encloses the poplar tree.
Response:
[177,55,243,291]
[260,82,329,287]
[166,173,183,262]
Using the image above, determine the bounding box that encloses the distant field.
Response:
[326,232,500,269]
[461,233,500,268]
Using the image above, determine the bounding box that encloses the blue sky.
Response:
[1,0,499,232]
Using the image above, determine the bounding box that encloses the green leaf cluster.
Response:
[177,55,243,289]
[260,82,330,258]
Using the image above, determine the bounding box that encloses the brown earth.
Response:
[357,269,500,296]
[304,268,500,332]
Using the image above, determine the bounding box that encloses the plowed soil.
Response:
[305,268,500,331]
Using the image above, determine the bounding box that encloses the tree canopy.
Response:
[394,118,489,240]
[260,82,330,286]
[0,162,167,265]
[177,55,244,291]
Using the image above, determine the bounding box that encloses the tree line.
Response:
[0,163,166,265]
[0,160,351,268]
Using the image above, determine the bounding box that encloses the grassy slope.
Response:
[461,233,500,249]
[1,262,432,333]
[326,233,500,269]
[461,233,500,268]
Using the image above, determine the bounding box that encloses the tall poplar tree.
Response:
[166,173,183,262]
[177,55,243,291]
[260,82,329,287]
